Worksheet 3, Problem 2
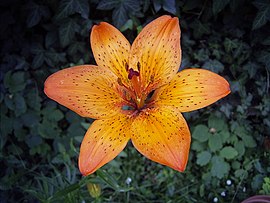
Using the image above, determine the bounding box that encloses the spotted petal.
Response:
[129,15,181,93]
[44,65,125,119]
[154,68,231,112]
[91,22,131,85]
[131,106,191,172]
[79,114,132,176]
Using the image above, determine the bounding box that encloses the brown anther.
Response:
[125,62,129,71]
[128,68,140,80]
[137,62,141,72]
[117,78,124,86]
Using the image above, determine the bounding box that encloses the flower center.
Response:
[118,62,155,111]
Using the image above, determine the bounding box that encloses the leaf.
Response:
[192,125,210,142]
[242,135,257,148]
[163,0,176,14]
[208,115,227,132]
[32,53,45,69]
[258,50,270,68]
[220,146,238,159]
[38,119,60,139]
[21,111,40,127]
[212,0,230,15]
[196,151,212,166]
[112,0,142,28]
[120,19,133,32]
[112,4,128,28]
[4,71,26,93]
[208,134,223,152]
[190,19,211,38]
[153,0,162,12]
[211,156,230,179]
[252,174,264,191]
[224,38,238,53]
[59,19,79,47]
[97,0,120,10]
[45,31,58,49]
[96,170,130,192]
[203,59,224,73]
[191,140,206,152]
[252,0,270,30]
[220,130,230,143]
[25,2,49,28]
[56,0,89,19]
[234,140,245,157]
[74,0,89,19]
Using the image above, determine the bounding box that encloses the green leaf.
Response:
[4,71,26,93]
[59,19,79,47]
[203,59,224,73]
[196,151,212,166]
[14,94,27,117]
[0,113,13,146]
[192,125,210,142]
[258,50,270,68]
[220,146,238,159]
[21,111,40,127]
[112,0,142,28]
[252,1,270,30]
[163,0,176,14]
[252,174,264,191]
[97,0,120,10]
[38,119,60,139]
[153,0,162,12]
[224,38,238,53]
[32,53,45,69]
[56,0,89,19]
[212,0,230,15]
[208,134,223,152]
[190,19,211,38]
[26,2,49,28]
[208,115,227,132]
[120,19,133,32]
[220,130,230,143]
[211,156,230,179]
[26,89,42,111]
[96,170,131,192]
[112,4,128,28]
[234,140,245,157]
[74,0,89,19]
[242,135,257,148]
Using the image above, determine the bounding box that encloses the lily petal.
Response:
[91,22,131,85]
[154,68,231,112]
[79,114,132,176]
[131,106,190,172]
[44,65,125,119]
[129,15,181,92]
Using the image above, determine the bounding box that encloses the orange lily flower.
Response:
[44,15,230,176]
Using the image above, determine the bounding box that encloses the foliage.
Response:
[0,0,269,202]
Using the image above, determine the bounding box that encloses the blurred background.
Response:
[0,0,269,202]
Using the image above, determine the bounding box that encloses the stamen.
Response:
[137,62,141,72]
[125,62,129,71]
[128,68,139,80]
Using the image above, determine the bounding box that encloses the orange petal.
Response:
[44,65,125,119]
[131,106,191,172]
[91,22,131,85]
[129,15,181,93]
[154,68,231,112]
[79,114,132,176]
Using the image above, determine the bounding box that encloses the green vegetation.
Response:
[1,0,269,202]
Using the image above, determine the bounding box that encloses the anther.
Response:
[128,68,139,80]
[137,62,141,72]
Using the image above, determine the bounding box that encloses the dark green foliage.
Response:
[0,0,269,202]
